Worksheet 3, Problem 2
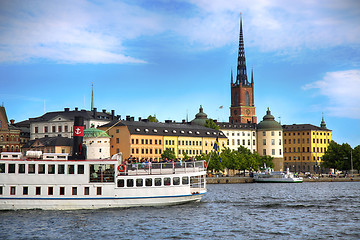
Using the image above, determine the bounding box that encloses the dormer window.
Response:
[206,132,210,135]
[188,131,192,134]
[136,128,140,132]
[153,129,158,133]
[145,129,149,132]
[196,131,200,135]
[180,130,185,134]
[172,130,176,133]
[164,130,168,133]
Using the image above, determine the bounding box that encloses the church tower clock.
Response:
[229,15,257,124]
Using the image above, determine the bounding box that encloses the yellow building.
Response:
[283,119,331,173]
[99,118,226,161]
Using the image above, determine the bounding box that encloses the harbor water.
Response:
[1,182,359,239]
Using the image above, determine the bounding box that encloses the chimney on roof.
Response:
[130,117,134,121]
[142,119,148,122]
[10,119,15,125]
[75,107,78,111]
[138,117,142,121]
[126,115,130,121]
[182,119,186,123]
[111,110,115,120]
[102,109,106,113]
[64,108,70,112]
[93,107,97,119]
[165,120,172,124]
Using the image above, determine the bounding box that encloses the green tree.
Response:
[147,115,158,122]
[182,152,190,161]
[353,145,360,172]
[161,148,176,160]
[204,119,220,130]
[322,140,340,169]
[257,155,274,170]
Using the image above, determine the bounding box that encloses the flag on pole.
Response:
[213,136,221,162]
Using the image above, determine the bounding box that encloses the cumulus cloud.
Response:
[303,70,360,119]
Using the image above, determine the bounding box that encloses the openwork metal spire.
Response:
[236,13,249,86]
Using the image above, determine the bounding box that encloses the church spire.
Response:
[320,113,327,128]
[236,13,248,86]
[231,69,234,84]
[91,83,94,111]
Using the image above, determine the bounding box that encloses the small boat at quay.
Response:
[0,116,206,210]
[252,168,303,183]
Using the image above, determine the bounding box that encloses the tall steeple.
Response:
[229,14,257,124]
[91,83,94,111]
[236,13,249,86]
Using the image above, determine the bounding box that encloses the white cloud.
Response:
[303,70,360,119]
[0,0,359,63]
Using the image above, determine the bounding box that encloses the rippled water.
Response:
[1,182,359,239]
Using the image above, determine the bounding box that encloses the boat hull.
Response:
[0,192,205,210]
[254,178,303,183]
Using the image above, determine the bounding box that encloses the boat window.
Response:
[182,176,189,185]
[68,165,75,174]
[127,179,134,187]
[10,186,16,195]
[19,164,25,174]
[0,163,5,173]
[48,164,55,174]
[154,178,161,186]
[78,165,84,174]
[58,164,65,174]
[173,177,180,185]
[136,178,143,187]
[90,164,115,183]
[38,164,45,174]
[29,164,35,174]
[60,187,65,195]
[145,178,152,187]
[117,179,125,187]
[84,187,89,195]
[8,164,15,173]
[48,187,53,195]
[164,177,171,186]
[97,187,102,195]
[36,187,41,195]
[0,186,2,195]
[72,187,77,195]
[23,186,28,195]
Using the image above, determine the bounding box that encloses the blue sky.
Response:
[0,0,359,147]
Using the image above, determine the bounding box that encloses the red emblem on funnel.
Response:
[73,126,84,136]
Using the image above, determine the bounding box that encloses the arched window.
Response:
[234,92,238,106]
[245,91,250,106]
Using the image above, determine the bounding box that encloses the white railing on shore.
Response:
[118,160,206,176]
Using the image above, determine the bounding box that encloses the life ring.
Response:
[118,164,126,172]
[204,161,207,168]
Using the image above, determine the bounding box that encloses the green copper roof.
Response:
[191,105,208,126]
[84,128,110,138]
[257,108,282,130]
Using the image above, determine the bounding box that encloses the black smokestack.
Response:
[72,116,86,160]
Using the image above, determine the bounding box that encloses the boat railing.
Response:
[119,160,206,176]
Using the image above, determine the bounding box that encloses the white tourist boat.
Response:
[0,152,207,210]
[253,168,303,183]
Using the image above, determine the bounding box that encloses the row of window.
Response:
[284,147,327,153]
[285,156,323,161]
[262,139,282,146]
[226,132,256,137]
[284,132,330,136]
[0,163,85,175]
[130,138,162,145]
[131,148,163,155]
[0,186,102,196]
[283,138,330,144]
[34,125,70,134]
[262,149,282,156]
[117,176,191,188]
[228,139,256,146]
[0,135,19,142]
[262,131,282,137]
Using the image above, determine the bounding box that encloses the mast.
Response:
[91,83,94,111]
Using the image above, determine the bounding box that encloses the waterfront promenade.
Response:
[207,175,360,184]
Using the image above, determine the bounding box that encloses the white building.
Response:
[256,108,283,171]
[83,128,111,159]
[216,122,257,153]
[29,107,118,140]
